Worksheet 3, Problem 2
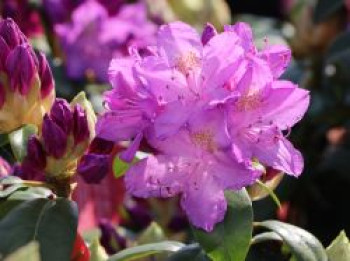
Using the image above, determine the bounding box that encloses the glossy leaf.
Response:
[4,241,40,261]
[137,222,166,245]
[9,124,38,162]
[327,231,350,261]
[192,189,253,261]
[256,220,327,261]
[251,231,282,245]
[0,198,78,261]
[107,241,185,261]
[167,244,210,261]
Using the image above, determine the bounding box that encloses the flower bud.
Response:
[50,98,73,134]
[26,136,47,169]
[0,18,26,49]
[77,153,110,184]
[42,114,68,159]
[37,52,55,99]
[0,18,55,134]
[6,44,36,95]
[73,104,90,145]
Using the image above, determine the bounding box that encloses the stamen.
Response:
[175,51,200,75]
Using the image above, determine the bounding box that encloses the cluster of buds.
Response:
[17,93,95,186]
[0,18,55,133]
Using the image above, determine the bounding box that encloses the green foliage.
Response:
[192,189,253,261]
[4,241,41,261]
[107,241,185,261]
[9,124,38,162]
[167,244,210,261]
[313,0,344,23]
[89,238,108,261]
[327,231,350,261]
[137,222,166,245]
[0,198,78,261]
[255,220,328,261]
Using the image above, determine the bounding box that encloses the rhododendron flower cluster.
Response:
[96,21,310,231]
[54,0,157,82]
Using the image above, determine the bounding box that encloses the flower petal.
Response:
[125,155,188,198]
[259,44,291,79]
[181,174,226,232]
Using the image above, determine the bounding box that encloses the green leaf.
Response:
[192,189,253,261]
[251,231,282,245]
[313,0,344,23]
[8,187,53,201]
[107,241,185,261]
[89,237,108,261]
[4,241,40,261]
[167,244,210,261]
[256,220,327,261]
[137,222,166,245]
[113,156,138,178]
[0,133,9,148]
[0,198,78,261]
[9,124,38,162]
[327,230,350,261]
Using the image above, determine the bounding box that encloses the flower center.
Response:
[235,89,262,111]
[191,130,216,152]
[175,51,200,75]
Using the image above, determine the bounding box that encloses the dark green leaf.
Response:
[313,0,344,24]
[4,241,40,261]
[0,199,23,220]
[327,230,350,261]
[192,189,253,261]
[167,244,210,261]
[137,222,166,245]
[9,125,38,162]
[8,187,53,201]
[107,241,185,261]
[251,231,282,245]
[0,176,27,198]
[0,133,9,148]
[256,220,327,261]
[0,198,78,261]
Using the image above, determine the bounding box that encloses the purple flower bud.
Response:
[5,44,36,95]
[89,137,114,154]
[26,136,47,170]
[0,37,10,70]
[99,219,126,255]
[50,98,73,134]
[73,104,90,145]
[0,18,26,49]
[201,23,217,45]
[13,162,45,181]
[77,153,110,184]
[123,198,152,231]
[37,52,55,98]
[42,114,68,158]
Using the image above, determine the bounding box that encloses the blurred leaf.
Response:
[167,244,210,261]
[327,230,350,261]
[251,231,283,245]
[0,198,78,261]
[247,174,283,206]
[0,177,27,198]
[113,156,138,178]
[313,0,344,24]
[107,241,185,261]
[8,187,53,201]
[4,241,40,261]
[89,237,108,261]
[0,133,9,147]
[0,200,23,220]
[256,220,327,261]
[137,222,166,245]
[192,189,253,261]
[9,125,38,162]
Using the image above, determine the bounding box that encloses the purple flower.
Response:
[54,0,157,82]
[99,219,126,255]
[96,21,310,231]
[77,153,110,184]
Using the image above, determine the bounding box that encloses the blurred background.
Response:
[1,0,350,258]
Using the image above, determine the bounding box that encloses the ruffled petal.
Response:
[259,45,291,79]
[125,155,189,198]
[181,174,227,232]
